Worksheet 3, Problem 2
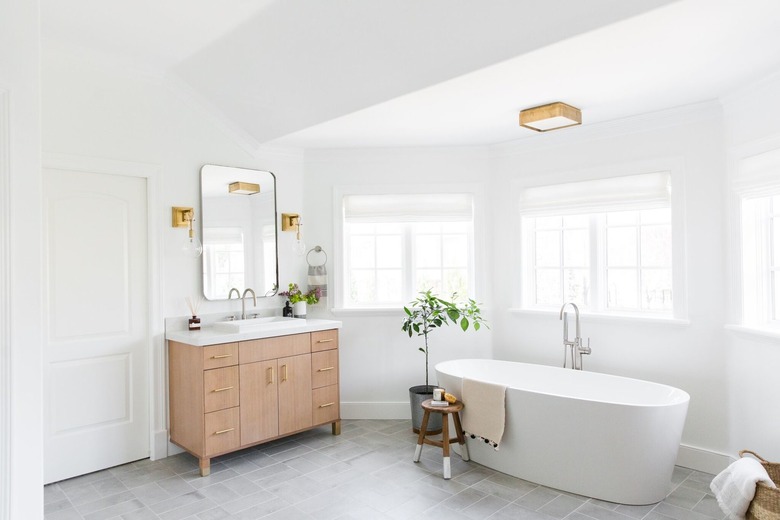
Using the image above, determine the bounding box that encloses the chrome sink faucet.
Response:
[559,302,591,370]
[241,288,256,320]
[227,287,240,300]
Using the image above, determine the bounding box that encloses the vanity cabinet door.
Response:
[240,360,279,445]
[278,354,313,436]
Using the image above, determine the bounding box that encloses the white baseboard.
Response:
[151,430,169,461]
[676,444,734,475]
[341,401,410,420]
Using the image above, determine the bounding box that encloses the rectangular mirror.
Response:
[200,165,278,300]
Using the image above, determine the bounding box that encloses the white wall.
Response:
[489,103,731,469]
[26,31,780,519]
[722,72,780,463]
[303,147,495,418]
[1,0,43,518]
[302,103,742,472]
[40,41,308,463]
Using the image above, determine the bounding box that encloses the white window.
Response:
[520,172,674,315]
[203,228,245,299]
[339,192,475,309]
[735,148,780,328]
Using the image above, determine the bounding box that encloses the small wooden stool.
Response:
[412,399,470,479]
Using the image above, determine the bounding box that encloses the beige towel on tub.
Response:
[461,377,507,450]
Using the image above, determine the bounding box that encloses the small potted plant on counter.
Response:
[279,283,320,318]
[401,289,486,433]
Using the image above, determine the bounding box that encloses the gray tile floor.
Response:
[44,420,726,520]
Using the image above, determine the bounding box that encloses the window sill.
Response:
[508,307,690,326]
[330,307,406,317]
[724,324,780,341]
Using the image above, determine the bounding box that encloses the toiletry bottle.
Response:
[283,301,293,317]
[188,316,201,330]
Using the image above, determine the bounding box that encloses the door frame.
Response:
[41,152,166,462]
[1,88,11,520]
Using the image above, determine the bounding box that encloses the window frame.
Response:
[513,161,687,321]
[333,184,485,313]
[729,141,780,333]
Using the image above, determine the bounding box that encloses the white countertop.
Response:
[165,318,342,347]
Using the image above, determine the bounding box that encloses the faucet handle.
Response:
[580,337,592,355]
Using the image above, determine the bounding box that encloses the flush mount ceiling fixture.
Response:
[519,102,582,132]
[228,181,260,195]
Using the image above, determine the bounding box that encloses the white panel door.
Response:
[43,168,149,484]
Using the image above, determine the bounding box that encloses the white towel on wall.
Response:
[711,457,777,519]
[461,377,507,450]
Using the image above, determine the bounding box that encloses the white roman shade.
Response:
[203,227,244,246]
[519,172,671,216]
[343,193,473,222]
[733,148,780,197]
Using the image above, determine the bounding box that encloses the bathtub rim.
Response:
[435,358,690,409]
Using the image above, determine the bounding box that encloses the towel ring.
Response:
[307,246,327,267]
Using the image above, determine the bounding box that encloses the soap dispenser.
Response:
[283,300,293,317]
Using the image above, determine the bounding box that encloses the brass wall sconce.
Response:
[519,102,582,132]
[281,213,306,255]
[172,206,203,257]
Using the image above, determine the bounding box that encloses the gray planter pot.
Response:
[409,385,442,434]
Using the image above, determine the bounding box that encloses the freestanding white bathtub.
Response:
[435,359,690,505]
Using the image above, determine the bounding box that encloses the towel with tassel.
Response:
[461,377,507,450]
[307,264,327,297]
[711,456,777,519]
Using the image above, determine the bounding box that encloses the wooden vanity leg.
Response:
[332,420,341,436]
[199,457,210,477]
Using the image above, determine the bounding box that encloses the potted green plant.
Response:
[279,283,320,318]
[401,289,486,433]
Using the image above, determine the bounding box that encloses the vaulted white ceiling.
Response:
[41,0,780,149]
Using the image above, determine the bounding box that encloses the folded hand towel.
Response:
[711,457,777,519]
[460,377,507,450]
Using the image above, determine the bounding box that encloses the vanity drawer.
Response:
[312,385,339,425]
[311,350,339,389]
[203,366,239,413]
[203,343,238,370]
[311,330,338,352]
[240,333,310,364]
[204,407,240,456]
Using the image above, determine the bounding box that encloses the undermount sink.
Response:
[213,316,306,333]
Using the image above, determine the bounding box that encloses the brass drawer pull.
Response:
[214,427,235,435]
[267,366,274,385]
[317,366,335,372]
[316,339,334,343]
[211,354,232,359]
[318,402,335,408]
[212,386,234,393]
[281,364,288,382]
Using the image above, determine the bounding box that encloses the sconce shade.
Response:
[228,181,260,195]
[519,102,582,132]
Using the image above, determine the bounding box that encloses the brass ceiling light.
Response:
[228,181,260,195]
[519,102,582,132]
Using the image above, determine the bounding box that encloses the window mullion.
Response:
[592,214,603,311]
[404,223,414,300]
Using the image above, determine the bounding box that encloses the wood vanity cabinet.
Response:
[168,329,340,476]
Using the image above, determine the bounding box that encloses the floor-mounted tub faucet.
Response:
[559,302,591,370]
